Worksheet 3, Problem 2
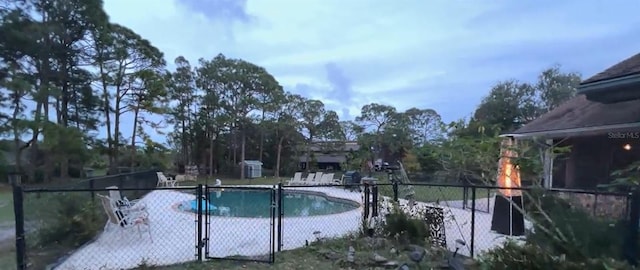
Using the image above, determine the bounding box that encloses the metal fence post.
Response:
[13,184,26,270]
[470,185,476,258]
[363,183,370,220]
[277,183,283,252]
[392,181,399,202]
[89,179,95,201]
[625,190,640,266]
[196,184,203,262]
[462,184,468,210]
[371,185,378,217]
[271,187,276,263]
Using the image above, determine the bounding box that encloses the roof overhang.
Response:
[500,122,640,139]
[578,74,640,103]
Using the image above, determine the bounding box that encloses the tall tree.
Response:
[404,108,444,146]
[92,23,164,173]
[272,93,303,177]
[356,103,400,163]
[167,56,197,167]
[125,69,167,168]
[339,120,363,141]
[535,65,581,112]
[473,80,537,133]
[197,54,278,179]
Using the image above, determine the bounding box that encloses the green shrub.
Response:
[480,241,632,270]
[382,203,430,245]
[28,193,105,249]
[481,190,632,269]
[525,191,626,260]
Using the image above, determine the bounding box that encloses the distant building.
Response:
[299,141,360,171]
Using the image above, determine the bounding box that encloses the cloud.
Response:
[95,0,640,143]
[179,0,254,23]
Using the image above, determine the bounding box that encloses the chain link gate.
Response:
[198,185,276,263]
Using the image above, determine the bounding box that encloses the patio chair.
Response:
[97,194,152,242]
[320,173,335,185]
[310,172,323,185]
[106,186,146,213]
[301,173,315,185]
[287,172,303,185]
[156,172,177,187]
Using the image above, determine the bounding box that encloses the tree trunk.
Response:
[113,92,122,174]
[306,135,313,172]
[233,131,237,164]
[28,101,43,182]
[275,136,284,178]
[99,68,114,173]
[130,107,140,169]
[182,119,188,166]
[59,82,70,179]
[12,97,22,176]
[259,111,265,162]
[259,130,264,162]
[240,131,246,180]
[43,90,53,182]
[209,132,214,176]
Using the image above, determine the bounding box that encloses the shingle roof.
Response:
[508,94,640,137]
[582,53,640,84]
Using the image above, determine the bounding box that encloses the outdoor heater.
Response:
[490,137,525,236]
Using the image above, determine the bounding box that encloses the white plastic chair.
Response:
[106,186,146,213]
[97,194,152,242]
[320,173,335,185]
[311,172,323,185]
[156,172,177,187]
[287,172,303,185]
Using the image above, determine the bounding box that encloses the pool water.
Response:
[186,190,358,218]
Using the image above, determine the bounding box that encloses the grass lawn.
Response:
[0,248,15,270]
[0,188,13,225]
[0,185,15,270]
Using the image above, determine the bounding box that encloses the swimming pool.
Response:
[179,190,359,218]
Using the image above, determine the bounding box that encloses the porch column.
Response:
[542,139,554,188]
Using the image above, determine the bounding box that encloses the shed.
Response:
[241,160,263,178]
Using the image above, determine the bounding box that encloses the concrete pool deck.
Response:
[55,186,527,270]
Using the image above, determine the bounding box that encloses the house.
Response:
[503,53,640,189]
[299,141,360,171]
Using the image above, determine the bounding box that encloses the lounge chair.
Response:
[156,172,177,187]
[310,172,323,185]
[319,173,336,185]
[300,173,315,185]
[97,194,152,242]
[287,172,303,185]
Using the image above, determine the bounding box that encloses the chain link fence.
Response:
[11,175,640,269]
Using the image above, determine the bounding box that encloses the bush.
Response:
[525,190,626,260]
[381,203,430,245]
[481,190,632,269]
[480,241,632,270]
[27,193,105,249]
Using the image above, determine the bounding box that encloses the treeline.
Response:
[0,0,582,183]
